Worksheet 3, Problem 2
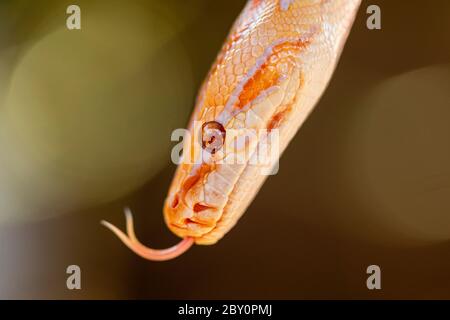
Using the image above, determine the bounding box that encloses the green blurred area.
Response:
[0,0,202,221]
[0,0,449,300]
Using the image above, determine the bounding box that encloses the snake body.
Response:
[102,0,362,261]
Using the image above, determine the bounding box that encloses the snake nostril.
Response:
[171,194,180,208]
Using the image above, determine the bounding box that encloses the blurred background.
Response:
[0,0,449,299]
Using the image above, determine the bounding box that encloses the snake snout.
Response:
[164,196,220,242]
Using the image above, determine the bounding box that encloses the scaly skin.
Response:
[102,0,362,260]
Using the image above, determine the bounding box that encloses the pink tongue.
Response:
[101,208,194,261]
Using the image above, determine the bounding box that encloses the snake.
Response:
[101,0,362,261]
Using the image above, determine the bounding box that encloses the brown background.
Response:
[0,0,449,299]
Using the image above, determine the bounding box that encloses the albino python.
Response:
[102,0,361,261]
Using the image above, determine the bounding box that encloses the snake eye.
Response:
[201,121,226,154]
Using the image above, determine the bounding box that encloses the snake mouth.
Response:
[164,194,223,242]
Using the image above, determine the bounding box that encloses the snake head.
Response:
[163,1,317,245]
